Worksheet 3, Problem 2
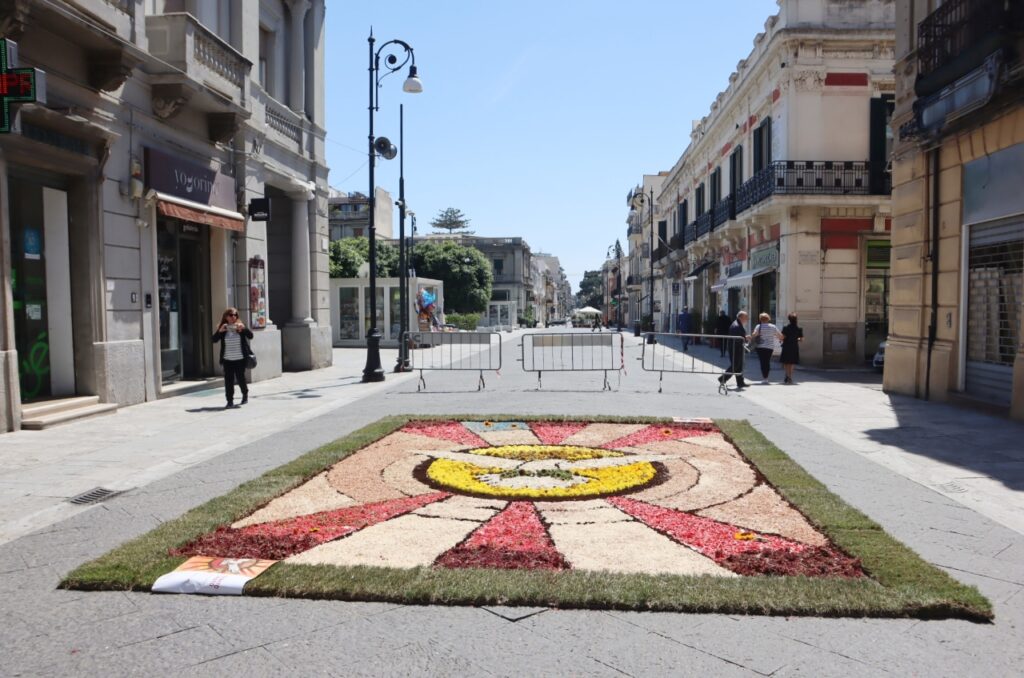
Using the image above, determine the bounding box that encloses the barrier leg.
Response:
[603,370,610,391]
[478,370,485,391]
[659,371,664,394]
[718,376,729,396]
[537,371,542,389]
[418,369,426,392]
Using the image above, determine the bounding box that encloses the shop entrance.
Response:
[752,272,777,321]
[158,220,212,383]
[8,175,75,402]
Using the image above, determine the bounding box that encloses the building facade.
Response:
[531,253,570,326]
[0,0,331,431]
[887,0,1024,418]
[327,187,393,242]
[629,0,895,362]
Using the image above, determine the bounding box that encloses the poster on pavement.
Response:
[152,556,277,595]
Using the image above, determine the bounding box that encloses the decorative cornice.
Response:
[88,49,140,92]
[0,0,30,40]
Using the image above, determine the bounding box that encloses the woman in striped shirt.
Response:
[212,307,254,408]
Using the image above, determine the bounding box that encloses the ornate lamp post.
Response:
[630,188,656,343]
[363,31,422,383]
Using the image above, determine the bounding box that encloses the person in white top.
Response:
[750,312,783,384]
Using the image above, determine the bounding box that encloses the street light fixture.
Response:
[363,30,421,383]
[630,187,656,344]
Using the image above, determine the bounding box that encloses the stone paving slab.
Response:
[0,334,1022,675]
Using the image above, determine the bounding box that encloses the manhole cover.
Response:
[68,487,128,505]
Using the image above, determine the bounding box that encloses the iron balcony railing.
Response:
[653,244,669,262]
[734,160,891,214]
[685,220,697,244]
[916,0,1024,93]
[712,195,735,228]
[695,211,713,239]
[669,232,686,251]
[626,274,641,286]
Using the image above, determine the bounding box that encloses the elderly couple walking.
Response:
[718,311,803,388]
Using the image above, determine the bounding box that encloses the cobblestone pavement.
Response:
[1,332,1022,676]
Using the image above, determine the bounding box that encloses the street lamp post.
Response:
[630,187,656,343]
[363,30,422,383]
[394,104,411,372]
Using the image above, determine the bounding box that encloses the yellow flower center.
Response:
[423,445,659,500]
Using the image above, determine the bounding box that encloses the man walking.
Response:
[676,307,692,351]
[718,310,749,389]
[715,309,731,357]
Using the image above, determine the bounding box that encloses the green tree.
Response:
[411,240,492,313]
[328,237,398,278]
[430,207,472,234]
[576,270,603,309]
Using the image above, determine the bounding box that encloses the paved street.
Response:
[2,330,1022,676]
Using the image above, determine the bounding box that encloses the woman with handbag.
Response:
[750,312,783,384]
[212,307,254,408]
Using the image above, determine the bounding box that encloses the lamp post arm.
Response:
[373,39,416,101]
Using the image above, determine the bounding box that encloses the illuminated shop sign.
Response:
[0,39,45,134]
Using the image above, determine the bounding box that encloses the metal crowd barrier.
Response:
[404,331,502,391]
[640,332,747,394]
[518,332,624,390]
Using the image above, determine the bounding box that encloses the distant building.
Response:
[531,254,571,326]
[328,188,393,241]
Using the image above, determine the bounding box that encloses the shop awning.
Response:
[684,260,716,282]
[724,266,776,289]
[154,192,245,232]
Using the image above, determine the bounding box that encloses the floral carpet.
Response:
[171,419,862,579]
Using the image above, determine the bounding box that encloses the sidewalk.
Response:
[0,347,418,545]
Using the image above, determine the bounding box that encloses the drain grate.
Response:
[68,487,128,505]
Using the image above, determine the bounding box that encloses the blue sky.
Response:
[324,0,780,291]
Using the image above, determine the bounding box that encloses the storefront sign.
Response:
[145,147,236,211]
[1,39,45,134]
[725,262,743,277]
[750,246,779,270]
[248,197,270,221]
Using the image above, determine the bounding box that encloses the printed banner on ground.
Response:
[152,556,277,595]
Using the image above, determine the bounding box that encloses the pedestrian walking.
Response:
[677,307,692,351]
[212,307,253,408]
[715,309,731,357]
[718,311,749,389]
[780,312,804,384]
[750,312,783,384]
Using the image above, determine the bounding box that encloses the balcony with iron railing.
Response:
[695,211,713,239]
[669,232,686,251]
[627,224,643,238]
[626,274,641,287]
[734,161,891,214]
[685,220,697,245]
[916,0,1024,97]
[652,244,669,262]
[712,195,735,228]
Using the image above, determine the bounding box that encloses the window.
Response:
[729,146,743,194]
[695,183,706,215]
[678,199,688,227]
[753,118,772,173]
[259,28,272,91]
[493,258,504,276]
[710,168,722,206]
[657,220,668,247]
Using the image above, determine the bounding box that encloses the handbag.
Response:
[246,352,258,369]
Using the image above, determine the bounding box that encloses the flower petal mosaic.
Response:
[172,420,864,579]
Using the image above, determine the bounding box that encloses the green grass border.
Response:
[61,415,993,621]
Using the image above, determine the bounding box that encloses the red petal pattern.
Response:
[527,422,590,445]
[401,421,488,447]
[602,424,716,449]
[435,501,568,570]
[170,492,449,560]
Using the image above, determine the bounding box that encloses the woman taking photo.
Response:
[750,312,783,384]
[212,307,253,408]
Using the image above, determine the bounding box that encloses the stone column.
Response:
[287,0,310,113]
[289,188,314,324]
